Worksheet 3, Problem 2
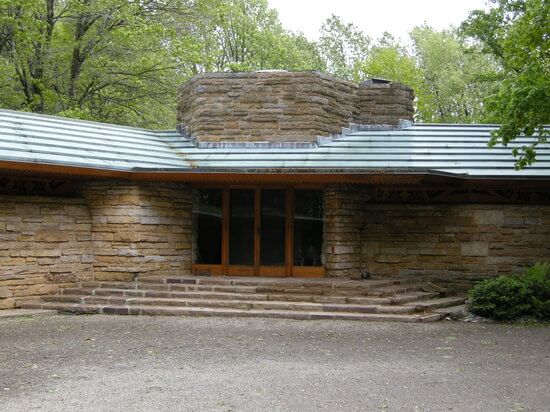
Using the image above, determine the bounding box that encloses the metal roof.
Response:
[0,109,549,179]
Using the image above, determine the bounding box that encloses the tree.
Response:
[0,0,198,128]
[0,0,324,128]
[359,33,426,121]
[317,15,370,81]
[462,0,550,168]
[410,26,497,123]
[182,0,324,73]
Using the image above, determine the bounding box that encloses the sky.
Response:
[267,0,490,42]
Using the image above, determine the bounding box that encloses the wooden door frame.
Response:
[192,185,325,278]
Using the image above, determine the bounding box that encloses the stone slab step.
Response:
[404,296,467,310]
[366,284,425,297]
[44,294,418,315]
[389,291,442,304]
[433,304,468,319]
[0,309,57,319]
[21,302,443,323]
[62,288,394,305]
[136,275,418,291]
[80,280,434,298]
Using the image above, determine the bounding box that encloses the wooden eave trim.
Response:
[1,160,549,188]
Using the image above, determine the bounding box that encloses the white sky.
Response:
[267,0,490,42]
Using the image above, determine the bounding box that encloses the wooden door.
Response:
[192,187,325,278]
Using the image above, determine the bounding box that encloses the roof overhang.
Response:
[2,160,550,188]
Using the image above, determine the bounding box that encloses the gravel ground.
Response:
[0,315,549,412]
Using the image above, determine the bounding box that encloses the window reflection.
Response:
[194,189,222,264]
[294,190,323,266]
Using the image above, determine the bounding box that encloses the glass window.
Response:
[294,190,323,266]
[260,189,286,266]
[229,189,255,265]
[194,189,223,264]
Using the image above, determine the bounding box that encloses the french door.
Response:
[193,187,324,277]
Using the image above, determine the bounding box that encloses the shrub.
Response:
[469,262,550,321]
[522,262,550,320]
[469,276,531,321]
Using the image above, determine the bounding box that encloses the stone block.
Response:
[0,287,12,299]
[473,210,504,225]
[28,284,59,296]
[0,298,15,310]
[461,242,489,257]
[35,230,70,242]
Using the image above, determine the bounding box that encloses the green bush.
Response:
[523,262,550,320]
[469,276,531,321]
[469,262,550,321]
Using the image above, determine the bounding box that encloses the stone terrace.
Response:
[22,275,467,322]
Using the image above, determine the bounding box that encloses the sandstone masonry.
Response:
[0,193,93,308]
[361,202,550,290]
[0,181,194,307]
[177,71,414,143]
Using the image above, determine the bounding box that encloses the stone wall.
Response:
[177,71,414,143]
[0,194,93,308]
[323,185,364,279]
[0,180,194,307]
[361,203,550,290]
[321,185,550,285]
[82,181,193,282]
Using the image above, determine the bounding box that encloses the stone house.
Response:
[0,71,549,318]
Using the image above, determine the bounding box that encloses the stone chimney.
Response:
[177,71,414,143]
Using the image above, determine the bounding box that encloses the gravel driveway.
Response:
[0,315,549,411]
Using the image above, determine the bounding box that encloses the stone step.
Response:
[79,280,429,298]
[404,296,467,311]
[21,302,443,323]
[136,275,418,291]
[433,304,468,319]
[44,294,418,315]
[369,284,426,297]
[62,288,394,305]
[389,291,442,304]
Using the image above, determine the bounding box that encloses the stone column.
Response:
[82,181,193,281]
[323,185,366,279]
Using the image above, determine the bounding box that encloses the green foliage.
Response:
[469,276,531,320]
[462,0,550,168]
[0,0,323,128]
[410,26,497,123]
[360,28,497,124]
[0,0,194,128]
[469,262,550,321]
[317,15,370,81]
[182,0,324,73]
[522,262,550,320]
[0,0,537,135]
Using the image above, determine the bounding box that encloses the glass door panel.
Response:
[195,189,223,265]
[260,189,287,267]
[294,190,323,267]
[229,189,255,266]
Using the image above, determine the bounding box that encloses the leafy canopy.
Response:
[462,0,550,168]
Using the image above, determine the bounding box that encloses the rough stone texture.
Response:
[0,181,194,307]
[2,178,549,302]
[357,80,415,126]
[323,185,365,279]
[177,71,414,143]
[81,181,193,282]
[0,194,93,306]
[361,202,550,290]
[321,185,550,284]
